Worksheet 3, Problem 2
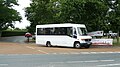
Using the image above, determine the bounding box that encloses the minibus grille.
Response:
[85,39,91,41]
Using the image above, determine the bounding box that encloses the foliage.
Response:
[1,30,27,37]
[58,0,108,31]
[0,0,22,31]
[113,37,120,46]
[25,0,120,34]
[105,0,120,43]
[105,0,120,32]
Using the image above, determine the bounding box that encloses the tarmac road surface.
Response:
[0,36,27,43]
[0,53,120,67]
[0,36,120,67]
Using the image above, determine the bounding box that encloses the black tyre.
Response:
[74,42,81,48]
[46,41,52,47]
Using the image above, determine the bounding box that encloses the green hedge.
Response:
[1,30,27,37]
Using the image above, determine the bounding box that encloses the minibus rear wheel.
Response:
[46,41,52,47]
[74,42,81,48]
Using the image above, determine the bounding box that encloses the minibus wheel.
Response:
[74,42,81,48]
[46,41,52,47]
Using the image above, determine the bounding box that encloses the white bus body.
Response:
[36,23,92,48]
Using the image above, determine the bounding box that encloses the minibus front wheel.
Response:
[74,42,81,48]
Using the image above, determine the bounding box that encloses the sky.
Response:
[14,0,31,29]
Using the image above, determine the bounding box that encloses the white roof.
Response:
[36,23,86,28]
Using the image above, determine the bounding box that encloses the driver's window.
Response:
[67,27,73,36]
[73,28,77,38]
[73,28,77,35]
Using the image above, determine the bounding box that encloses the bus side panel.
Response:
[36,36,46,45]
[36,35,76,47]
[51,36,77,47]
[36,35,66,46]
[63,36,77,47]
[50,36,75,47]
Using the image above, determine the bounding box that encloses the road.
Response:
[0,36,120,67]
[0,36,27,43]
[0,53,120,67]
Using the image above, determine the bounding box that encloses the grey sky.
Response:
[14,0,31,29]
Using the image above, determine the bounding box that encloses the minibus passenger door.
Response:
[66,27,77,46]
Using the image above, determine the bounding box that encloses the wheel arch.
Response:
[46,41,52,47]
[73,41,80,47]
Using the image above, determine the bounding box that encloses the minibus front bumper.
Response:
[80,42,92,47]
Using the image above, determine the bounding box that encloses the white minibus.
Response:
[36,23,92,48]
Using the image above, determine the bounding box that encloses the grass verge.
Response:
[113,37,120,46]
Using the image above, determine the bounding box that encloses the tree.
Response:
[26,0,109,33]
[104,0,120,43]
[25,0,53,33]
[58,0,108,31]
[0,0,22,36]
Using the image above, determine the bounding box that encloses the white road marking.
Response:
[67,60,99,63]
[100,60,115,62]
[50,61,66,64]
[80,52,90,54]
[0,52,120,55]
[59,53,70,54]
[52,53,57,54]
[99,52,109,54]
[26,46,49,54]
[90,52,98,54]
[38,50,49,54]
[97,63,120,67]
[70,52,80,54]
[52,52,120,55]
[117,52,120,53]
[67,60,114,63]
[26,46,35,49]
[50,60,114,64]
[0,64,8,66]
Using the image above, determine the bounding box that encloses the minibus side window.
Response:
[37,28,45,35]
